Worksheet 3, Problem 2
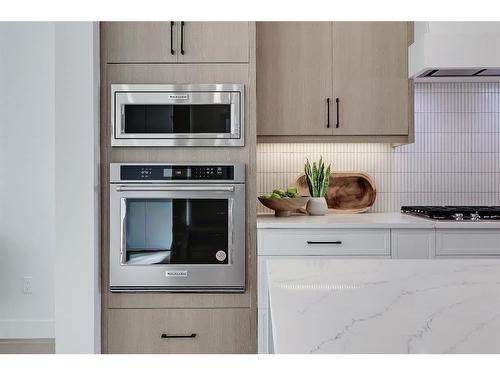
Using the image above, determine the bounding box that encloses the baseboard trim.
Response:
[0,319,54,339]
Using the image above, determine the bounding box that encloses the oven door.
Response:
[109,183,245,292]
[111,84,243,147]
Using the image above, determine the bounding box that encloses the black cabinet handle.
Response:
[170,21,175,55]
[161,333,196,339]
[307,241,342,245]
[335,98,340,128]
[326,98,330,128]
[180,21,185,55]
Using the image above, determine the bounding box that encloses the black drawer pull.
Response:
[307,241,342,245]
[161,333,197,339]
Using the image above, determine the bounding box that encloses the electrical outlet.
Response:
[23,277,33,294]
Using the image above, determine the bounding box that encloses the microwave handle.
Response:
[115,186,235,192]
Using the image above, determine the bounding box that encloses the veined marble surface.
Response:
[267,258,500,354]
[257,212,500,229]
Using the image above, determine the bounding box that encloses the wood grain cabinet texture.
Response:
[100,22,257,354]
[107,308,253,354]
[257,21,414,143]
[103,21,249,63]
[257,22,333,136]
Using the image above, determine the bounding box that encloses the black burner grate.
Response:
[401,206,500,220]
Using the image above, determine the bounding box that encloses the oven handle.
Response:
[115,186,235,192]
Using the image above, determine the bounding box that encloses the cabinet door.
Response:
[332,22,411,136]
[178,22,249,63]
[103,22,178,63]
[391,229,435,259]
[257,22,333,136]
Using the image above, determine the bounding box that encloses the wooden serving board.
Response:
[296,171,376,213]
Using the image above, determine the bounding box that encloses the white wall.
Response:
[0,23,56,338]
[0,22,100,353]
[54,22,100,354]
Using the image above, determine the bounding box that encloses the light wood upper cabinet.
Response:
[103,22,177,63]
[257,22,414,142]
[102,22,249,63]
[178,22,249,63]
[257,22,333,136]
[332,22,411,136]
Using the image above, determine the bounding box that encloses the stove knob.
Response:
[471,213,481,221]
[452,213,464,221]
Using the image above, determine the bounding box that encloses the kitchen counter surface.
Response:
[257,212,500,229]
[267,258,500,354]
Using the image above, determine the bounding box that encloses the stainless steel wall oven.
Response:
[111,84,244,147]
[109,163,245,292]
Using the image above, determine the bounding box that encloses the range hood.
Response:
[409,22,500,81]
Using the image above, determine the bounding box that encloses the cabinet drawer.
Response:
[436,229,500,256]
[258,229,391,256]
[107,308,252,354]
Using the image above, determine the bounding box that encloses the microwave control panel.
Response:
[120,165,234,181]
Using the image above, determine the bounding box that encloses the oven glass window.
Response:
[123,104,231,134]
[124,198,229,265]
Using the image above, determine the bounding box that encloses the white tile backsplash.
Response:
[257,82,500,213]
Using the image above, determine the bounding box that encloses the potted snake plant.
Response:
[304,157,331,216]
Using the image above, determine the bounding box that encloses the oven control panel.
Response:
[120,165,234,181]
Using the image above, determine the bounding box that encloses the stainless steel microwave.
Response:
[111,84,244,147]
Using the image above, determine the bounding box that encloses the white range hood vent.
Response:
[409,22,500,82]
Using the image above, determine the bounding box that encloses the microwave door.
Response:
[114,92,237,139]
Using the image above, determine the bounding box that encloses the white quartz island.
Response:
[267,258,500,354]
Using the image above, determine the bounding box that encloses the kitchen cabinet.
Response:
[391,229,435,259]
[436,229,500,256]
[257,222,500,353]
[257,22,333,136]
[332,22,412,136]
[257,227,390,353]
[107,308,252,354]
[178,22,249,63]
[257,22,414,143]
[102,21,249,63]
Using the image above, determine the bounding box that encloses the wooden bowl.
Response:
[258,196,310,217]
[297,171,376,213]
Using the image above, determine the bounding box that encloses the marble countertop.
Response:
[257,212,500,229]
[267,258,500,353]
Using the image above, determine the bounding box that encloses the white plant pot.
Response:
[306,197,328,216]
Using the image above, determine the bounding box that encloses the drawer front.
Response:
[436,229,500,256]
[258,229,391,256]
[107,308,252,354]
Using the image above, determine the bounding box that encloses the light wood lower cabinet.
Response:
[107,308,252,354]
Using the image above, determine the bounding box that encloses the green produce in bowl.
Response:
[272,189,286,197]
[261,186,300,200]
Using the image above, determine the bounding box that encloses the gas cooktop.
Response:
[401,206,500,221]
